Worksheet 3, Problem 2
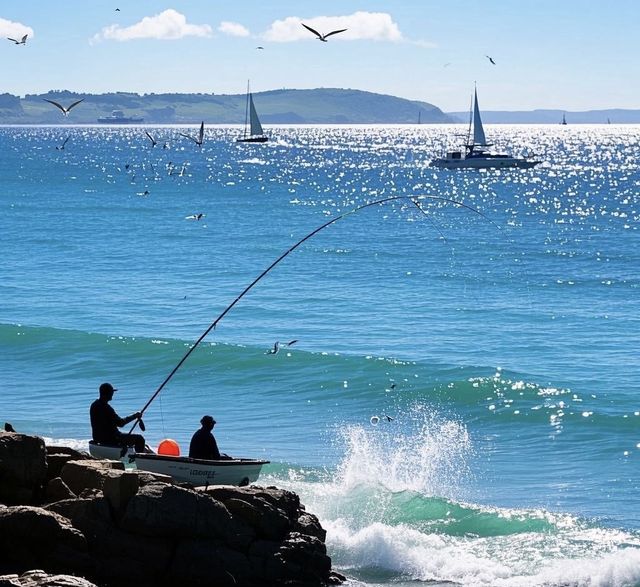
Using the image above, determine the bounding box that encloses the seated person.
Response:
[90,382,146,453]
[189,415,231,460]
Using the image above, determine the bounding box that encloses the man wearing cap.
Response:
[90,382,145,452]
[189,415,229,460]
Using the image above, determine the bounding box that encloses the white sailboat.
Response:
[432,87,539,169]
[237,81,268,143]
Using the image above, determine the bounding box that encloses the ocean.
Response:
[1,124,639,586]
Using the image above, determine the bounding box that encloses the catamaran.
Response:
[431,87,539,169]
[237,81,268,143]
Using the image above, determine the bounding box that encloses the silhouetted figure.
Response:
[189,415,230,460]
[4,422,16,432]
[90,382,145,452]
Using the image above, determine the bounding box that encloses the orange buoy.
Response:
[157,438,180,456]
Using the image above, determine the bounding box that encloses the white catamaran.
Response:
[237,81,268,143]
[432,87,539,169]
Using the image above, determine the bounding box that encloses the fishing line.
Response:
[127,194,496,435]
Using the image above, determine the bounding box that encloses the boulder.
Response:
[44,478,76,504]
[0,570,97,587]
[119,483,234,541]
[0,433,47,505]
[0,506,93,577]
[59,460,124,495]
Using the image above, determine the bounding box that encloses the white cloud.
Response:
[263,11,403,43]
[218,21,250,37]
[0,17,33,40]
[92,9,212,43]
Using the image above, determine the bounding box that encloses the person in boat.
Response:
[189,415,231,460]
[90,382,146,452]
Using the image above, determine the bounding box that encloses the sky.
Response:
[1,0,638,112]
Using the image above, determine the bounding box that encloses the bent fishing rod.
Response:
[127,194,494,435]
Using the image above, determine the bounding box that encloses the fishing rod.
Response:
[126,194,495,436]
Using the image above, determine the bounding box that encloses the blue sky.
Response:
[1,1,638,112]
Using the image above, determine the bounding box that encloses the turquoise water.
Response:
[1,124,639,586]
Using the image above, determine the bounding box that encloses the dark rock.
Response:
[0,433,47,505]
[0,506,93,576]
[44,478,76,504]
[119,483,234,540]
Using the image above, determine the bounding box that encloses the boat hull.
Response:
[88,442,268,486]
[431,156,539,169]
[236,136,268,143]
[134,454,268,486]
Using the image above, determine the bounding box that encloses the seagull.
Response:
[185,213,204,220]
[56,136,70,150]
[7,34,28,45]
[382,414,394,422]
[265,340,298,354]
[485,55,496,65]
[301,23,347,42]
[115,7,121,11]
[145,131,157,147]
[256,46,264,50]
[179,121,204,147]
[43,98,84,116]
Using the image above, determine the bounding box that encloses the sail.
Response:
[248,94,264,136]
[472,88,488,146]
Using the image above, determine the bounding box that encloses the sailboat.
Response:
[431,87,539,169]
[236,81,268,143]
[561,113,568,125]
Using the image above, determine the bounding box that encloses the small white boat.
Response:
[236,80,268,143]
[432,87,539,169]
[88,442,268,486]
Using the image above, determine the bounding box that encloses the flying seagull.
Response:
[145,131,157,147]
[7,34,28,45]
[56,135,70,150]
[43,98,84,116]
[185,213,204,221]
[256,46,264,50]
[485,55,496,65]
[265,340,298,355]
[179,121,204,147]
[301,23,347,42]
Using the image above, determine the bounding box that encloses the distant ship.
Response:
[97,110,144,124]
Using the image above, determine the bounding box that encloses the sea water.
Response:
[1,124,639,586]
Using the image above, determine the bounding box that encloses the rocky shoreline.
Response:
[0,429,345,587]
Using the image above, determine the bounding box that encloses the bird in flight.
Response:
[43,98,84,116]
[185,213,204,221]
[115,7,121,11]
[256,46,264,50]
[301,23,347,42]
[7,34,28,45]
[266,340,298,355]
[179,121,204,147]
[56,136,70,150]
[485,55,496,65]
[145,131,157,147]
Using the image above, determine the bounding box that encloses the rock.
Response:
[119,483,234,541]
[0,433,47,505]
[0,570,97,586]
[0,506,93,577]
[102,470,139,516]
[59,460,124,495]
[44,478,76,504]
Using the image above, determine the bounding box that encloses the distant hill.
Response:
[0,88,452,125]
[446,109,640,124]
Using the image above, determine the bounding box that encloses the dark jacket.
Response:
[189,427,221,460]
[90,398,132,444]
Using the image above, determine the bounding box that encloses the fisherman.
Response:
[189,415,230,460]
[90,382,146,452]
